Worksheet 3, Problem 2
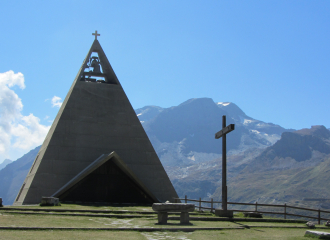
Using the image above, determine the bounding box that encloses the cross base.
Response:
[214,209,234,218]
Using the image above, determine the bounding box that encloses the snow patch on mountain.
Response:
[135,105,163,122]
[244,119,254,125]
[217,102,231,107]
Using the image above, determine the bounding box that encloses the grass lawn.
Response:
[0,230,145,240]
[1,204,330,239]
[0,212,239,228]
[187,228,329,240]
[5,204,154,212]
[0,229,328,240]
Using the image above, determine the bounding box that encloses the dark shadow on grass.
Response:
[155,223,194,226]
[62,203,152,208]
[232,221,250,229]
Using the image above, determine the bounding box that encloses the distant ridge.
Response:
[0,146,40,205]
[0,159,12,171]
[171,125,330,210]
[249,125,330,168]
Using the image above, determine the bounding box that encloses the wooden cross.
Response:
[92,30,100,40]
[215,115,235,211]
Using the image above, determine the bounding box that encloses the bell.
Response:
[90,57,101,73]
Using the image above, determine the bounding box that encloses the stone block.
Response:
[325,220,330,227]
[215,209,234,217]
[306,221,316,229]
[157,212,168,224]
[180,212,190,224]
[40,197,60,206]
[305,230,330,239]
[243,212,263,218]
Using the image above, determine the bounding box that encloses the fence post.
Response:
[318,209,321,225]
[199,198,201,212]
[255,202,258,212]
[211,198,213,212]
[185,195,187,204]
[284,203,286,220]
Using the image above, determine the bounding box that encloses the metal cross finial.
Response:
[92,30,100,40]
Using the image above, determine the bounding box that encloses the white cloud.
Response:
[51,96,62,108]
[11,114,49,150]
[0,71,50,161]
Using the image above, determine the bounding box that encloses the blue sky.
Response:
[0,0,329,162]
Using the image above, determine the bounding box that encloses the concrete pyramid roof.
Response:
[14,38,178,205]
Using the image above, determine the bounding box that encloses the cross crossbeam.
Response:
[215,124,235,139]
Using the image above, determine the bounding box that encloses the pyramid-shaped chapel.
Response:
[14,32,178,205]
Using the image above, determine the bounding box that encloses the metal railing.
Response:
[174,196,330,224]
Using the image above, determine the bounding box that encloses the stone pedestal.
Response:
[40,197,59,206]
[214,209,234,217]
[180,212,190,224]
[158,212,168,224]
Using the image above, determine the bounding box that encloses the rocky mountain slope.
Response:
[172,125,330,210]
[0,146,40,205]
[244,125,330,172]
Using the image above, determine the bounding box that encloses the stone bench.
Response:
[152,203,195,224]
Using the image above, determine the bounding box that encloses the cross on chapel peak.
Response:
[92,30,100,40]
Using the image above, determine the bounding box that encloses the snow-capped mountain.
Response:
[135,98,294,166]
